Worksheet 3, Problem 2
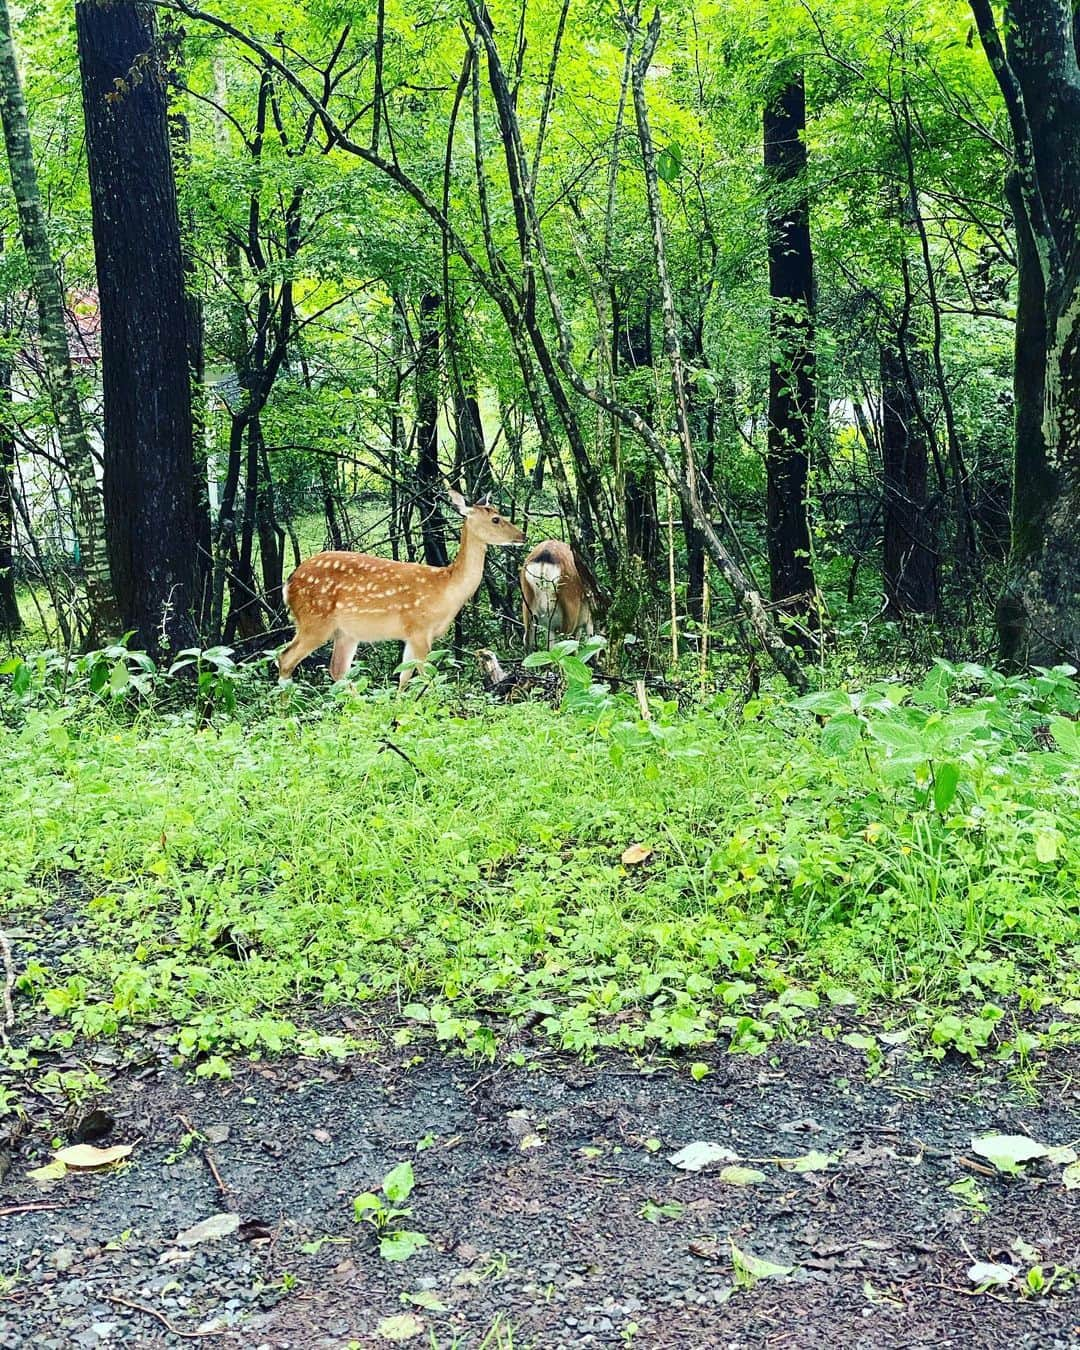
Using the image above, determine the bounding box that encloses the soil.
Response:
[1,1032,1078,1349]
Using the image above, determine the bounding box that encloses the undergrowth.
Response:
[1,648,1078,1072]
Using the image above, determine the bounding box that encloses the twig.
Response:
[203,1147,230,1200]
[102,1293,219,1338]
[177,1113,232,1201]
[955,1155,997,1177]
[0,1201,67,1217]
[377,737,422,773]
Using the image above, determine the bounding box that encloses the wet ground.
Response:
[1,1032,1077,1348]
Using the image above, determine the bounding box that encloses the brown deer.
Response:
[278,491,525,690]
[519,539,594,649]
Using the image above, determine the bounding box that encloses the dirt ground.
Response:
[1,1031,1078,1350]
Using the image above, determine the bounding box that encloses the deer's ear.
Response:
[447,488,469,516]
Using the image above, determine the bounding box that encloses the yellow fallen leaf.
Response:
[53,1143,134,1170]
[27,1160,68,1182]
[621,843,654,866]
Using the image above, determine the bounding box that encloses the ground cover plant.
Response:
[2,652,1077,1077]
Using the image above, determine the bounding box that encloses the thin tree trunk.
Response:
[763,71,816,617]
[76,0,198,656]
[416,292,448,567]
[0,356,18,633]
[0,0,117,639]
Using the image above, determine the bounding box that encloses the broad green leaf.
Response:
[970,1134,1047,1174]
[933,761,961,813]
[381,1161,415,1205]
[379,1230,429,1262]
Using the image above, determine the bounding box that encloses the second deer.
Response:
[279,491,525,690]
[520,539,595,649]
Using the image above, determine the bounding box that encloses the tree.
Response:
[0,0,117,640]
[971,0,1080,664]
[0,357,17,634]
[880,343,938,614]
[75,0,198,655]
[763,70,816,619]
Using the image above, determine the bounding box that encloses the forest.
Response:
[0,1,1078,1346]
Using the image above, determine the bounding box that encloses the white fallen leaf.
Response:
[968,1261,1019,1288]
[53,1143,133,1170]
[620,843,654,866]
[519,1133,545,1151]
[1044,1144,1078,1166]
[668,1141,740,1171]
[175,1213,241,1248]
[970,1134,1048,1173]
[1062,1160,1080,1191]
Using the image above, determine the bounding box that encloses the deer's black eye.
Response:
[492,515,502,524]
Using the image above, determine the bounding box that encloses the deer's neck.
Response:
[447,521,487,599]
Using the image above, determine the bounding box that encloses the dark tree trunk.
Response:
[0,356,19,634]
[998,169,1055,660]
[165,34,211,632]
[972,0,1080,664]
[763,72,816,615]
[76,0,197,656]
[416,292,448,567]
[614,298,660,570]
[881,344,939,615]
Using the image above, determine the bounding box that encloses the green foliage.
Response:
[353,1161,429,1261]
[1,658,1078,1070]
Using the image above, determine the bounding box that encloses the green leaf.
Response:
[381,1160,415,1205]
[821,713,861,755]
[730,1241,794,1283]
[640,1198,684,1223]
[718,1165,767,1186]
[352,1192,383,1220]
[792,689,852,717]
[777,1150,836,1173]
[1034,829,1058,864]
[970,1133,1047,1174]
[657,143,683,181]
[379,1230,429,1262]
[933,761,961,813]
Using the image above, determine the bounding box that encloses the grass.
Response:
[1,654,1079,1072]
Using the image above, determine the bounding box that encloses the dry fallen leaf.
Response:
[377,1312,425,1342]
[53,1143,134,1171]
[621,843,654,866]
[175,1213,241,1248]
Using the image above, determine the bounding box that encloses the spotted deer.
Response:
[519,539,594,650]
[278,491,525,690]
